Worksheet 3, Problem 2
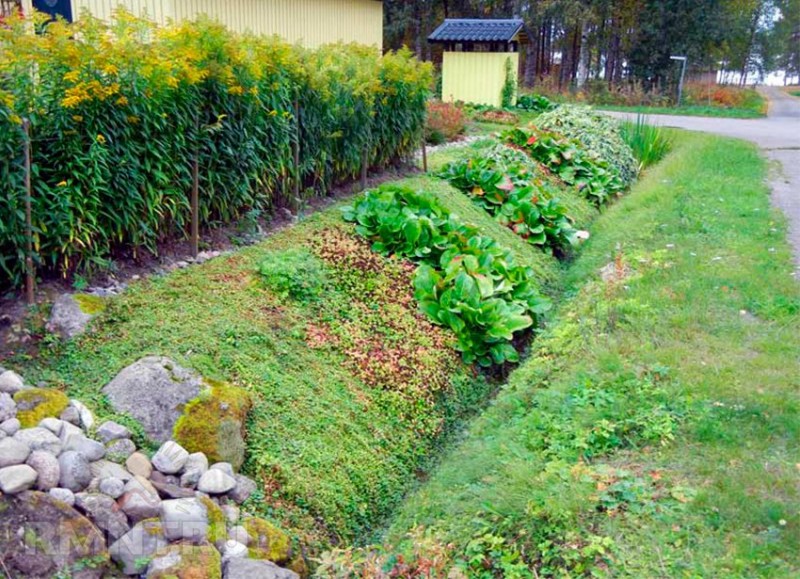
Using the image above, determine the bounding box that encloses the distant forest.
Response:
[384,0,800,88]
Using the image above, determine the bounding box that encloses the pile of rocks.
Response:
[0,368,300,579]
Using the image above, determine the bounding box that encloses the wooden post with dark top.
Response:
[22,118,34,305]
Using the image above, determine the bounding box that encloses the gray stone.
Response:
[229,474,258,504]
[63,433,106,461]
[147,544,221,578]
[0,491,110,578]
[59,421,84,443]
[109,520,169,576]
[151,440,189,474]
[48,487,75,506]
[69,399,94,430]
[124,474,159,497]
[0,464,38,493]
[99,476,126,499]
[0,417,20,436]
[221,504,240,526]
[223,558,300,579]
[105,438,136,462]
[151,480,196,499]
[46,294,94,339]
[59,405,81,425]
[228,525,249,546]
[125,452,153,478]
[102,357,204,443]
[197,468,236,494]
[96,420,131,443]
[118,488,162,523]
[221,540,248,562]
[160,497,209,542]
[91,459,133,481]
[210,462,235,477]
[0,370,25,394]
[38,417,63,436]
[14,427,61,455]
[0,392,16,422]
[26,450,60,491]
[58,450,92,491]
[0,436,30,467]
[180,452,209,488]
[74,492,130,541]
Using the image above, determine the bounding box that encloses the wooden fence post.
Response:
[190,115,199,258]
[22,118,34,305]
[421,138,428,173]
[293,99,300,202]
[361,142,369,191]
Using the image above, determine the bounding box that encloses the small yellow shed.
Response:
[429,18,526,108]
[27,0,384,48]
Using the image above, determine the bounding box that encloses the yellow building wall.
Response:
[441,52,519,108]
[70,0,384,48]
[71,0,174,24]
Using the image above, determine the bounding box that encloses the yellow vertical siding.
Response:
[71,0,383,48]
[71,0,173,24]
[441,52,519,108]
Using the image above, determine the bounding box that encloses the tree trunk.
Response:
[576,21,590,87]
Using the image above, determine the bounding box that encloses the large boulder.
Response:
[0,491,110,578]
[173,381,251,471]
[13,388,70,428]
[46,293,104,340]
[103,357,203,443]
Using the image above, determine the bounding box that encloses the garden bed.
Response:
[322,131,800,576]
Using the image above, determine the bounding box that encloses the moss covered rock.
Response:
[243,517,292,564]
[173,380,251,471]
[14,388,70,428]
[146,543,221,579]
[199,496,227,548]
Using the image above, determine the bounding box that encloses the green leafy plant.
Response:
[516,93,555,113]
[343,184,550,366]
[0,12,432,289]
[503,127,627,205]
[439,148,577,251]
[257,248,329,302]
[535,105,638,185]
[501,58,517,109]
[620,115,672,170]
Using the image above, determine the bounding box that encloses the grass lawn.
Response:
[9,156,585,550]
[383,131,800,576]
[595,103,766,118]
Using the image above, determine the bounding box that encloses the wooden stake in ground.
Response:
[421,139,428,173]
[22,118,34,305]
[293,99,300,202]
[361,143,369,191]
[190,116,200,258]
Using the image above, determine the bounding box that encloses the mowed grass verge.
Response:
[13,169,572,550]
[383,131,800,576]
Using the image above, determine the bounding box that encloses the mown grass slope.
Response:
[382,132,800,576]
[14,171,575,549]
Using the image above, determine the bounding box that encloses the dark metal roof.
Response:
[428,19,525,44]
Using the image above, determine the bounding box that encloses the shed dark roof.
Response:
[428,19,525,44]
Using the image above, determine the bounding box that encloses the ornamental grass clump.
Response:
[0,10,432,289]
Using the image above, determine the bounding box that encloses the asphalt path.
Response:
[605,87,800,276]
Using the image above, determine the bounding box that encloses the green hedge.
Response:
[0,12,432,288]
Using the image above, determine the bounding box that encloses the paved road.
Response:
[606,87,800,276]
